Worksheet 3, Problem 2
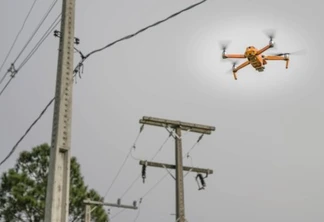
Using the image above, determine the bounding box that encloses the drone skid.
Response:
[264,56,289,69]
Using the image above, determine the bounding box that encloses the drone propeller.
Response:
[231,60,238,69]
[268,49,307,56]
[224,60,238,74]
[219,40,231,52]
[263,29,276,41]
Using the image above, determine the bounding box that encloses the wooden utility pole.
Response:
[44,0,76,221]
[139,116,215,222]
[85,200,91,222]
[84,199,138,222]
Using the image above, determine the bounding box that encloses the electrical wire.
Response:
[185,134,204,158]
[120,131,173,199]
[109,171,168,221]
[0,13,66,168]
[110,208,126,220]
[133,203,141,222]
[83,130,204,220]
[0,0,207,173]
[17,14,62,71]
[0,77,14,98]
[102,125,144,198]
[111,172,169,220]
[124,134,205,221]
[129,128,173,162]
[0,0,38,85]
[77,1,208,219]
[85,0,207,58]
[0,0,59,97]
[119,128,198,200]
[102,132,206,221]
[73,0,207,79]
[0,98,55,166]
[0,14,61,97]
[13,0,59,65]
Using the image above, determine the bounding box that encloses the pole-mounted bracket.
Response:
[54,30,80,45]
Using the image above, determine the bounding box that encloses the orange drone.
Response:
[220,31,305,80]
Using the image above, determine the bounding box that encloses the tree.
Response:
[0,143,108,222]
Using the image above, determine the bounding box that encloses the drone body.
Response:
[220,31,301,80]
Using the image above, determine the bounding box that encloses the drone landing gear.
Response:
[264,55,289,69]
[231,60,250,80]
[233,72,237,80]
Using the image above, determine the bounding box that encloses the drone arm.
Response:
[257,44,273,55]
[222,54,245,59]
[264,55,289,68]
[232,60,250,80]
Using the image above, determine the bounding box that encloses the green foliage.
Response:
[0,143,108,222]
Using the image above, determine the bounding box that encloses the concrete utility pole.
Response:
[84,199,138,222]
[139,116,215,222]
[44,0,76,221]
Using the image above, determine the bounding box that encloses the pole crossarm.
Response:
[139,160,213,174]
[139,116,215,135]
[83,200,138,210]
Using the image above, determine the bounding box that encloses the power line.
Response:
[115,134,206,221]
[109,208,126,220]
[100,129,173,220]
[0,0,38,85]
[132,201,142,222]
[73,0,207,79]
[111,133,202,222]
[0,0,207,171]
[13,0,59,65]
[0,98,55,166]
[0,0,59,94]
[110,198,142,221]
[17,14,62,71]
[82,133,205,221]
[146,135,205,194]
[110,172,169,220]
[103,125,145,198]
[0,14,61,97]
[86,0,207,58]
[0,77,14,98]
[119,127,196,200]
[120,132,173,199]
[0,12,64,167]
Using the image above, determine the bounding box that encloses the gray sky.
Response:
[0,0,323,221]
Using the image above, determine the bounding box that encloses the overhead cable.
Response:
[0,0,207,171]
[0,0,38,85]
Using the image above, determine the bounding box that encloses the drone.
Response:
[220,30,306,80]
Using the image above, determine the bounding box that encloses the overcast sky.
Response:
[0,0,323,221]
